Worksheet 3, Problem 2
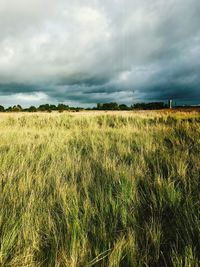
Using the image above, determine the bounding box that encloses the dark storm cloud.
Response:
[0,83,37,94]
[0,0,200,106]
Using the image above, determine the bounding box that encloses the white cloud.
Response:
[15,92,48,102]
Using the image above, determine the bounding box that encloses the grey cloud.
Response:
[0,0,200,106]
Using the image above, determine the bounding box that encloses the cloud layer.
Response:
[0,0,200,106]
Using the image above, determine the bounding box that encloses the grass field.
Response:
[0,110,200,267]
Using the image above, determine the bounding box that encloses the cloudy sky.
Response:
[0,0,200,107]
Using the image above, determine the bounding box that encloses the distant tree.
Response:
[132,102,167,110]
[101,102,119,110]
[119,104,130,110]
[28,106,37,112]
[49,104,57,111]
[38,104,50,112]
[57,103,69,111]
[0,105,5,112]
[132,103,145,110]
[12,105,22,112]
[96,102,132,110]
[6,106,13,112]
[97,103,103,110]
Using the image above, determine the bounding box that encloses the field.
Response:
[0,110,200,267]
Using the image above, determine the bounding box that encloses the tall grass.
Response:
[0,111,200,266]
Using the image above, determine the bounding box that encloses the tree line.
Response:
[96,102,168,110]
[0,102,170,112]
[0,104,82,112]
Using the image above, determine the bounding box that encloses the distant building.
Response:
[169,100,173,109]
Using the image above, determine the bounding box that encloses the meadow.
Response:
[0,110,200,267]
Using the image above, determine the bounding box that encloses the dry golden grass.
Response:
[0,111,200,266]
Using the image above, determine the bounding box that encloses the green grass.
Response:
[0,111,200,266]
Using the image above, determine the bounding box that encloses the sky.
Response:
[0,0,200,107]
